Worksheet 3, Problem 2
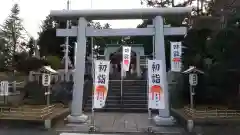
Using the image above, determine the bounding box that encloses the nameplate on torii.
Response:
[56,26,187,37]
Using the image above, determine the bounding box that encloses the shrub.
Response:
[45,56,61,69]
[15,57,48,74]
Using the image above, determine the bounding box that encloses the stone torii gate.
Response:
[50,7,192,125]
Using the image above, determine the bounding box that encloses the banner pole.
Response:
[121,61,123,106]
[90,61,96,132]
[147,78,153,132]
[90,86,96,132]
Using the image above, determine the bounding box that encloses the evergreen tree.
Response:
[27,37,35,57]
[0,4,24,70]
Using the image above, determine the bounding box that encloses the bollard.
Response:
[187,119,194,132]
[13,81,16,92]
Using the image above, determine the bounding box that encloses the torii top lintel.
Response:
[50,7,193,20]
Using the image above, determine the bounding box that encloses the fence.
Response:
[0,104,64,120]
[0,81,24,94]
[184,106,240,118]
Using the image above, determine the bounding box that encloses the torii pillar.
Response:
[50,7,192,125]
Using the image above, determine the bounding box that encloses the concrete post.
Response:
[153,16,175,125]
[29,71,34,82]
[67,17,88,123]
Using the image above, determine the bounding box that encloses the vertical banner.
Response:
[122,46,131,71]
[0,81,9,96]
[147,60,165,109]
[170,42,182,72]
[93,60,110,109]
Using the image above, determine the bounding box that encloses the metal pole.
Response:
[47,86,50,106]
[90,69,96,132]
[121,62,123,106]
[91,91,95,130]
[152,35,155,59]
[147,79,153,132]
[190,85,194,109]
[90,2,96,131]
[74,42,77,67]
[90,0,93,8]
[65,0,70,81]
[91,37,94,78]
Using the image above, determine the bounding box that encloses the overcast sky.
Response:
[0,0,183,39]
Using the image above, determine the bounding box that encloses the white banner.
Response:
[170,42,182,72]
[0,81,9,96]
[122,46,131,71]
[147,60,165,109]
[93,60,110,109]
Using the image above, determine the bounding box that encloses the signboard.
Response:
[189,74,198,86]
[0,81,9,96]
[93,60,110,109]
[122,46,131,71]
[147,60,165,109]
[170,42,182,72]
[42,73,51,86]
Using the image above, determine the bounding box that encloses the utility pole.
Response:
[64,0,70,81]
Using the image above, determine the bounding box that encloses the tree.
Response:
[0,37,6,70]
[45,55,61,69]
[37,16,121,63]
[0,4,24,70]
[38,16,64,57]
[27,37,35,57]
[141,0,211,15]
[141,0,173,7]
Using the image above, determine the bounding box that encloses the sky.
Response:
[0,0,149,39]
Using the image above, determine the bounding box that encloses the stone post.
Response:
[153,16,175,125]
[67,17,88,123]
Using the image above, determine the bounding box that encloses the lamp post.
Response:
[183,66,204,109]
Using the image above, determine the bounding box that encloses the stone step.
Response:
[123,93,147,96]
[109,80,147,83]
[88,95,147,99]
[83,107,148,112]
[110,86,147,89]
[109,85,147,88]
[88,96,120,100]
[85,103,147,109]
[88,96,147,101]
[87,99,147,104]
[123,95,147,100]
[110,89,147,93]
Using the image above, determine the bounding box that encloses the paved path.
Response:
[56,113,185,134]
[0,129,57,135]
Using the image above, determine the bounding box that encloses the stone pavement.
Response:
[0,129,57,135]
[56,113,186,134]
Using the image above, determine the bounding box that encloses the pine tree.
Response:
[27,37,35,57]
[0,4,24,70]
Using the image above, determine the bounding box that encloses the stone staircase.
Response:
[83,76,148,112]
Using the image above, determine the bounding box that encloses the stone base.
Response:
[67,114,88,123]
[153,115,176,126]
[44,119,51,129]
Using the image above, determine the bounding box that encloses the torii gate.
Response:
[50,7,192,125]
